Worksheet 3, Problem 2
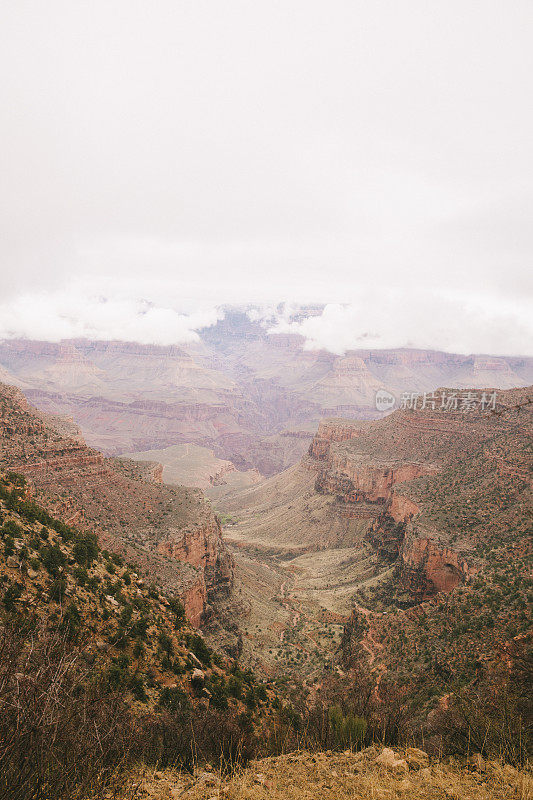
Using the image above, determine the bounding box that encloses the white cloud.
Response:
[0,289,221,346]
[263,293,533,357]
[0,286,531,356]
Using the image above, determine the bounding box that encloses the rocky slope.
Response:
[1,313,532,477]
[304,387,532,605]
[123,746,530,800]
[318,389,532,738]
[0,469,281,799]
[0,470,237,706]
[0,383,234,627]
[212,385,531,686]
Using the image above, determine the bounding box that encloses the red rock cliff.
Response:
[397,537,471,603]
[0,383,234,626]
[308,418,364,460]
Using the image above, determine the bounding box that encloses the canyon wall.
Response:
[0,383,234,626]
[396,538,471,604]
[2,326,532,478]
[308,418,364,460]
[305,410,471,604]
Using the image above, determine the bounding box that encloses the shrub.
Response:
[168,597,186,629]
[1,520,22,538]
[207,674,229,709]
[73,566,88,586]
[4,536,15,557]
[158,686,190,713]
[106,661,130,691]
[328,705,367,748]
[133,641,145,659]
[119,604,133,627]
[86,576,100,593]
[228,674,243,699]
[130,674,147,702]
[187,633,211,666]
[40,544,67,577]
[0,620,135,800]
[60,603,82,640]
[130,617,149,640]
[245,687,257,709]
[72,533,99,568]
[256,683,268,702]
[49,578,67,603]
[5,471,27,487]
[158,631,174,657]
[3,583,23,612]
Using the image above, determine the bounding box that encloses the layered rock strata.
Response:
[0,383,234,626]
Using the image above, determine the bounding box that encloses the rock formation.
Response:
[1,317,532,476]
[396,538,470,603]
[304,387,532,605]
[0,383,234,626]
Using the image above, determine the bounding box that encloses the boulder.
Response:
[188,651,203,668]
[405,746,429,770]
[375,748,409,773]
[105,594,119,607]
[469,753,486,772]
[375,748,397,768]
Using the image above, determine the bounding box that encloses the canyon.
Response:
[1,311,532,484]
[0,367,530,770]
[0,383,234,627]
[0,340,530,706]
[212,386,532,677]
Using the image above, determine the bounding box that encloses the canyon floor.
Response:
[206,462,393,678]
[124,441,261,492]
[224,541,393,678]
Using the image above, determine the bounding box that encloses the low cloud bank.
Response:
[254,292,533,357]
[0,291,221,346]
[0,287,531,357]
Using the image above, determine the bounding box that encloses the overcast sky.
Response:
[0,1,532,354]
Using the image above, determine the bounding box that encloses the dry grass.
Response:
[123,748,532,800]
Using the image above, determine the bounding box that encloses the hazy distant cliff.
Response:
[1,323,532,477]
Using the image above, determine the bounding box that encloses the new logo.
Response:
[375,389,396,412]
